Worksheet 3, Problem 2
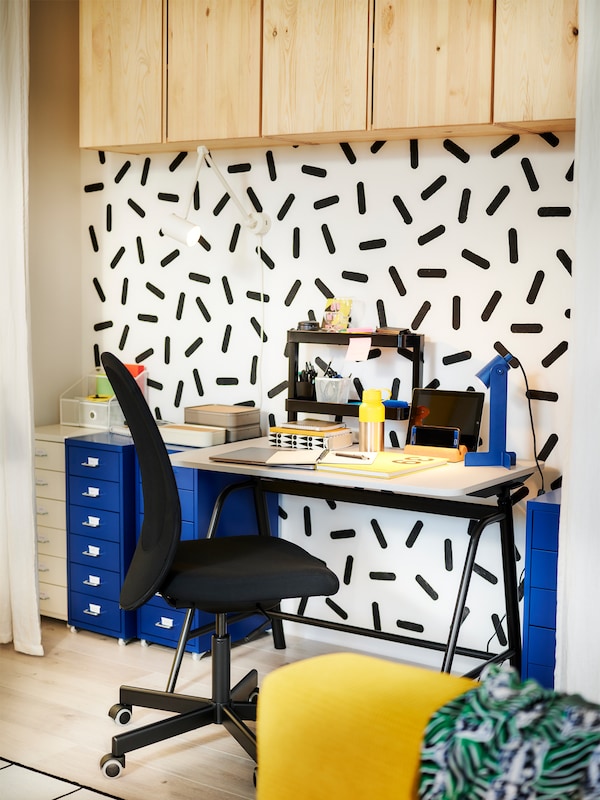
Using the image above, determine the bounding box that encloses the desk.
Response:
[171,439,535,675]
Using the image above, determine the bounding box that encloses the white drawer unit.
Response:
[34,424,99,621]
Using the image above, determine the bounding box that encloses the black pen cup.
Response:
[295,382,316,400]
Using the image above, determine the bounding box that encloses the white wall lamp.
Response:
[161,145,271,246]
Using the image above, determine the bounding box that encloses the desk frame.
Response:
[204,471,529,677]
[171,445,533,676]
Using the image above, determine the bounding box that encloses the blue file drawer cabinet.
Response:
[66,433,137,642]
[136,450,278,655]
[522,489,560,688]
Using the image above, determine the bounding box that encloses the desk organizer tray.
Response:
[158,424,226,448]
[226,423,262,442]
[184,404,260,428]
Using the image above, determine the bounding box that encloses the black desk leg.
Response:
[498,487,522,674]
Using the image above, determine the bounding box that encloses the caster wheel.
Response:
[248,688,259,704]
[100,753,125,778]
[109,703,132,726]
[68,625,78,634]
[140,639,149,648]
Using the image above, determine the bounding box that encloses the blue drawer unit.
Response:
[66,433,136,642]
[522,488,560,688]
[136,449,278,655]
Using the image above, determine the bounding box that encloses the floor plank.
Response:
[0,618,355,799]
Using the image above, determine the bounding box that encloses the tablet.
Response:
[406,388,485,452]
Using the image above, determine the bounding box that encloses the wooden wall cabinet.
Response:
[167,0,261,142]
[262,0,371,140]
[494,0,578,131]
[372,0,494,130]
[79,0,164,149]
[80,0,578,153]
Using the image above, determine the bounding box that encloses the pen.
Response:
[332,452,369,460]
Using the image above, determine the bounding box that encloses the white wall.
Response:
[29,0,82,426]
[80,134,574,671]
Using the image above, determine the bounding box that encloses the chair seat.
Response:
[164,536,339,613]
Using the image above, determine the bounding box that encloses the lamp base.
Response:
[464,449,516,469]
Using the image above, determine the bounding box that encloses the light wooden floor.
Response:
[0,617,356,800]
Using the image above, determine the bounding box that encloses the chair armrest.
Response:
[256,653,474,800]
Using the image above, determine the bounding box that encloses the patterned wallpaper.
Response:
[82,132,574,669]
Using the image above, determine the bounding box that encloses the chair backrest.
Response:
[101,352,182,611]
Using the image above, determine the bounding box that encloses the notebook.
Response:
[209,446,326,469]
[317,451,447,479]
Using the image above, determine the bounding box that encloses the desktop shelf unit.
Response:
[285,329,424,421]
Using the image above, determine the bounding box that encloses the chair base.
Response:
[100,626,259,778]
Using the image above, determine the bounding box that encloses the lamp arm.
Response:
[199,146,270,234]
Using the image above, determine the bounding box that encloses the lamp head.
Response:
[161,213,201,247]
[475,352,515,388]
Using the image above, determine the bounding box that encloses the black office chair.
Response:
[99,352,339,779]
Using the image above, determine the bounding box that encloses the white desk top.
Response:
[170,438,535,500]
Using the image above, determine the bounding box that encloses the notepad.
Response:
[316,451,447,479]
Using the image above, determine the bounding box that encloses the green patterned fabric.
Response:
[419,664,600,799]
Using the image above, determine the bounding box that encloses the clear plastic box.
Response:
[59,370,147,429]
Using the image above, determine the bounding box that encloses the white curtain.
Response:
[555,0,600,699]
[0,0,43,656]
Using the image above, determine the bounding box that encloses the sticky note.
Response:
[346,337,372,361]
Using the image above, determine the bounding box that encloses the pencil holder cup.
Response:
[315,378,351,404]
[295,381,316,400]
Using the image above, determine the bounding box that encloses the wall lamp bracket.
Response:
[161,145,271,246]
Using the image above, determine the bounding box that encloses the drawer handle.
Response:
[82,515,101,528]
[81,458,100,468]
[37,535,50,544]
[155,617,175,630]
[83,577,101,587]
[82,547,101,558]
[83,605,102,617]
[82,489,101,498]
[36,507,49,516]
[38,564,50,573]
[39,592,50,601]
[35,449,48,458]
[35,478,48,486]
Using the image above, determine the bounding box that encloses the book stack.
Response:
[268,418,354,451]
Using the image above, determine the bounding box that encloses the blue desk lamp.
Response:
[464,353,516,468]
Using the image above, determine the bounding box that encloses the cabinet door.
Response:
[372,0,493,130]
[494,0,578,127]
[262,0,371,137]
[79,0,164,148]
[167,0,261,142]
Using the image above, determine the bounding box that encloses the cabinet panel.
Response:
[262,0,370,137]
[373,0,493,129]
[494,0,578,127]
[167,0,261,141]
[79,0,164,148]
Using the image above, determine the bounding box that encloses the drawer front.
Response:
[138,486,196,522]
[69,532,121,570]
[35,469,66,501]
[527,625,556,667]
[69,474,121,513]
[529,587,557,629]
[525,661,554,689]
[37,525,66,558]
[36,497,66,530]
[34,440,65,472]
[173,465,194,491]
[138,602,189,644]
[68,447,121,481]
[530,508,560,551]
[529,549,558,590]
[68,504,121,542]
[39,581,68,620]
[37,553,66,587]
[69,589,122,634]
[69,562,121,600]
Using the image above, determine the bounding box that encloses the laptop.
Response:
[209,446,326,469]
[405,388,485,452]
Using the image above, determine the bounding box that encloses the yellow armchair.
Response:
[256,652,475,800]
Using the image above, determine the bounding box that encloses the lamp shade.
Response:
[162,213,201,247]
